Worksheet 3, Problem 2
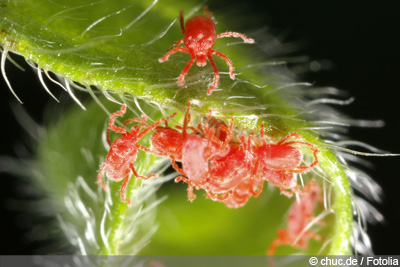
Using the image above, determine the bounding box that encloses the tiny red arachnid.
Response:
[159,6,254,95]
[267,179,324,254]
[150,102,203,199]
[151,102,241,201]
[97,104,176,205]
[255,124,320,196]
[150,102,215,200]
[150,102,197,174]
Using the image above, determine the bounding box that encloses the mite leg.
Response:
[170,39,184,50]
[287,142,319,173]
[267,229,290,255]
[159,46,189,62]
[278,133,320,173]
[179,11,185,34]
[178,57,195,87]
[207,55,219,95]
[203,6,212,19]
[97,164,108,190]
[109,105,128,134]
[277,133,300,145]
[216,31,254,43]
[172,162,196,201]
[130,163,158,180]
[206,190,231,201]
[120,175,131,205]
[305,231,324,242]
[171,157,186,176]
[175,175,196,201]
[175,125,200,134]
[251,181,264,197]
[137,144,164,156]
[181,102,192,139]
[212,50,235,80]
[137,112,177,140]
[123,118,145,127]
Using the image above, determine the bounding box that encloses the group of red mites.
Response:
[97,103,323,253]
[97,103,319,208]
[96,7,324,253]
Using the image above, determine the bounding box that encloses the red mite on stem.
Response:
[97,105,176,205]
[255,125,320,197]
[267,179,324,254]
[159,6,254,95]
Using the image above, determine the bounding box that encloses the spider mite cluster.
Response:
[267,179,324,254]
[97,103,320,207]
[151,102,320,208]
[159,6,254,95]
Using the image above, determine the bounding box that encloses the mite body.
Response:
[97,105,175,204]
[159,6,254,95]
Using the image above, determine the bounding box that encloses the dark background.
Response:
[1,0,399,255]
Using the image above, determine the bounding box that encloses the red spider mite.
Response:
[97,104,176,205]
[151,102,207,200]
[159,6,254,95]
[267,179,324,254]
[150,102,199,163]
[151,102,238,201]
[150,126,183,161]
[255,124,320,196]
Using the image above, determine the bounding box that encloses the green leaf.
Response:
[1,0,354,255]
